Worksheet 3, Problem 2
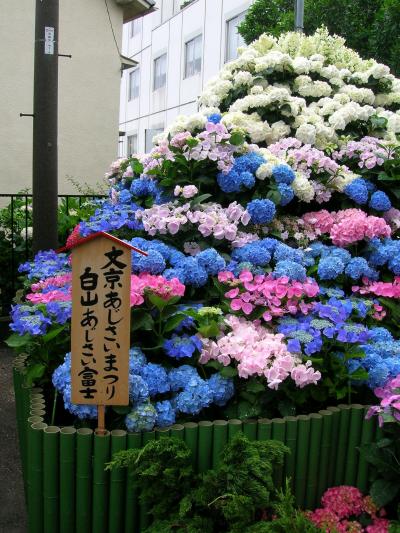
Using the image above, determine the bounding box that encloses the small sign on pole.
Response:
[66,232,146,434]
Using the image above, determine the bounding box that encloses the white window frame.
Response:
[127,134,138,157]
[130,18,142,38]
[145,127,164,152]
[184,34,202,78]
[226,11,247,63]
[129,68,140,100]
[153,54,167,91]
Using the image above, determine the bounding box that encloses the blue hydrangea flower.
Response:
[277,183,294,206]
[369,191,391,211]
[10,307,52,335]
[132,249,166,275]
[196,248,226,275]
[52,353,97,419]
[207,374,235,406]
[321,247,351,266]
[318,256,345,280]
[274,243,303,264]
[247,199,276,224]
[217,170,254,193]
[18,250,70,280]
[46,302,72,325]
[155,400,176,427]
[119,189,132,203]
[231,242,271,266]
[175,378,213,415]
[344,257,372,280]
[163,267,186,283]
[272,164,295,184]
[179,257,208,287]
[130,178,160,199]
[217,153,264,193]
[164,334,202,359]
[138,363,170,396]
[369,327,393,343]
[208,113,222,124]
[129,374,149,403]
[344,178,369,205]
[273,260,307,282]
[129,347,147,374]
[169,365,200,392]
[169,249,186,266]
[125,403,157,432]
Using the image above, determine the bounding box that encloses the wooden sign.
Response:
[69,232,142,407]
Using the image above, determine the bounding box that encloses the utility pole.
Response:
[294,0,304,32]
[32,0,59,253]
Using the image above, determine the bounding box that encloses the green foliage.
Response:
[107,437,194,517]
[238,0,400,76]
[108,433,289,532]
[359,424,400,507]
[245,482,323,532]
[0,191,101,318]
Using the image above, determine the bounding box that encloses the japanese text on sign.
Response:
[71,236,131,405]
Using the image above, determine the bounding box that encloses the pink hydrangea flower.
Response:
[199,315,320,389]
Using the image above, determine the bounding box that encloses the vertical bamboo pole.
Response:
[60,427,76,533]
[197,421,213,473]
[316,410,333,501]
[326,406,341,487]
[243,419,257,441]
[228,419,242,440]
[92,430,110,533]
[305,414,323,509]
[258,418,272,440]
[109,430,127,533]
[272,418,286,488]
[170,424,185,440]
[334,405,351,485]
[155,427,171,439]
[212,420,228,469]
[43,426,60,533]
[283,416,298,492]
[356,409,375,493]
[294,415,310,508]
[124,432,142,533]
[140,431,155,532]
[76,428,93,533]
[344,404,364,486]
[184,422,199,469]
[28,421,47,533]
[28,415,43,425]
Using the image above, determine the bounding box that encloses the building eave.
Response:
[114,0,157,23]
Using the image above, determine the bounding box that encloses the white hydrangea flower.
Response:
[295,123,317,145]
[292,173,315,202]
[234,71,254,86]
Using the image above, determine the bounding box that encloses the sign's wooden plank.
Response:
[71,235,131,405]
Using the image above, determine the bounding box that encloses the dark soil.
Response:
[0,345,27,532]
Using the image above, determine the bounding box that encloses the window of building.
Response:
[184,34,202,78]
[145,128,164,152]
[130,18,142,38]
[127,134,138,156]
[129,68,140,100]
[153,54,167,90]
[226,11,247,62]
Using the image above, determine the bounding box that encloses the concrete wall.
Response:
[119,0,253,156]
[0,0,124,194]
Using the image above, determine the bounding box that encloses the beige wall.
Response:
[0,0,123,194]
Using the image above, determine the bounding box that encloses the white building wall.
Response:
[1,0,129,194]
[119,0,254,157]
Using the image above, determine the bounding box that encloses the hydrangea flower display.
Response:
[9,29,400,435]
